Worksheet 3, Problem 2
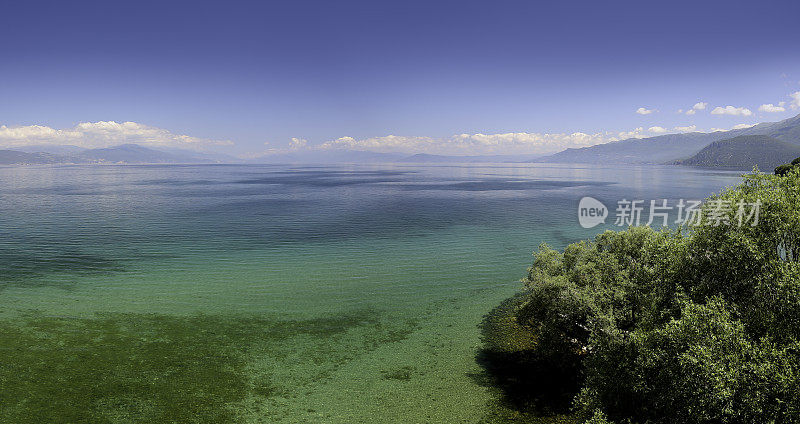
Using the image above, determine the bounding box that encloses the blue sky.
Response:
[2,0,800,155]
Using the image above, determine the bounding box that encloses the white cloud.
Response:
[709,123,757,132]
[313,128,655,155]
[682,102,707,116]
[257,116,772,156]
[614,127,646,140]
[710,106,753,116]
[323,133,592,155]
[289,137,308,149]
[636,107,654,115]
[758,103,786,113]
[791,91,800,109]
[0,121,232,150]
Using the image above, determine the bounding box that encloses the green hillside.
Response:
[676,135,800,169]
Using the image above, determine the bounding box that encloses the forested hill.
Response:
[676,135,800,170]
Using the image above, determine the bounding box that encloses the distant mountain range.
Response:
[3,113,800,167]
[0,144,236,165]
[398,153,544,163]
[675,135,800,170]
[536,113,800,166]
[0,150,65,165]
[251,150,405,164]
[0,144,543,166]
[251,151,544,164]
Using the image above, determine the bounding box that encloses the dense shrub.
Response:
[497,169,800,423]
[774,156,800,175]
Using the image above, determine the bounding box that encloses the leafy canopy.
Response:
[497,168,800,424]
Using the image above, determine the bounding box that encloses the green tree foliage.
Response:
[775,163,794,176]
[774,156,800,175]
[494,170,800,423]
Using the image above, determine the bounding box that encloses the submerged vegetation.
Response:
[482,168,800,423]
[0,310,416,423]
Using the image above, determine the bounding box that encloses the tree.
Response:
[774,156,800,175]
[775,163,794,176]
[491,170,800,423]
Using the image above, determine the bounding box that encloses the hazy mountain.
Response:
[398,153,543,163]
[251,151,545,164]
[251,150,405,163]
[72,144,231,164]
[157,147,239,163]
[0,144,233,165]
[0,150,66,165]
[75,144,195,163]
[536,113,800,165]
[676,135,800,170]
[14,145,88,155]
[538,132,728,164]
[743,112,800,143]
[5,114,800,166]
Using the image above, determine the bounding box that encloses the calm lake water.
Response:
[0,163,742,423]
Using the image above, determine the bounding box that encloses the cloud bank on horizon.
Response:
[258,89,800,156]
[0,121,232,150]
[2,90,799,157]
[307,120,764,156]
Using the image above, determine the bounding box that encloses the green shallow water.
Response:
[0,163,743,423]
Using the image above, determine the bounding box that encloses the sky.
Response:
[1,0,800,156]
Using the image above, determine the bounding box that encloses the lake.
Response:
[0,163,742,423]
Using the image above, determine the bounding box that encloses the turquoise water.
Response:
[0,163,742,423]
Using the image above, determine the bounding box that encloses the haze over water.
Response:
[0,163,742,422]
